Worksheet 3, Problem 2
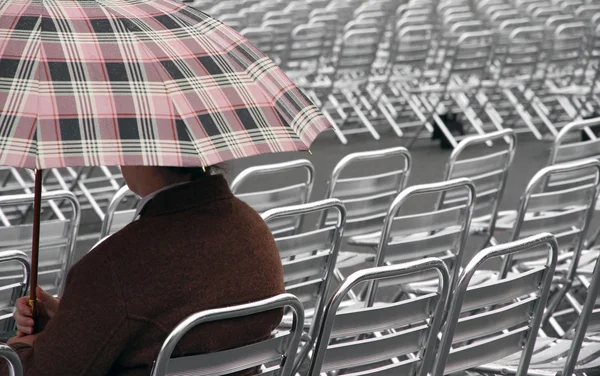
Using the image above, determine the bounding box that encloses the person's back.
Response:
[5,172,285,376]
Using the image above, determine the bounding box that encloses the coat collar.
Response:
[136,174,232,218]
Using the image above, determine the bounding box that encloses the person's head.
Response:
[120,165,218,197]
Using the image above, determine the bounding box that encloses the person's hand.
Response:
[7,334,37,347]
[14,287,60,336]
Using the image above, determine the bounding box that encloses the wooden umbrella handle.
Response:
[29,169,43,332]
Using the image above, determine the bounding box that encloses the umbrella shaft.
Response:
[29,169,43,306]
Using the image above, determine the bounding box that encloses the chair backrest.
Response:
[281,22,327,74]
[442,129,516,242]
[388,23,434,78]
[0,344,23,376]
[240,26,276,57]
[433,233,558,376]
[99,185,139,239]
[308,258,450,376]
[150,293,304,376]
[0,191,80,296]
[231,160,315,235]
[507,158,600,280]
[332,28,380,82]
[563,247,600,375]
[0,251,29,334]
[550,117,600,166]
[261,199,345,350]
[321,147,411,237]
[447,29,496,81]
[372,178,475,294]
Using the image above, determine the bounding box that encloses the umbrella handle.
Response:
[27,299,37,333]
[29,169,43,333]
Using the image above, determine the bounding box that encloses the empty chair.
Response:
[231,160,314,235]
[321,147,412,238]
[504,158,600,333]
[307,258,450,376]
[99,186,139,240]
[441,129,516,249]
[350,178,476,293]
[432,233,558,376]
[150,293,304,376]
[261,199,345,373]
[0,251,29,335]
[479,247,600,376]
[0,344,23,376]
[0,191,80,296]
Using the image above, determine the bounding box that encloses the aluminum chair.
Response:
[350,178,476,299]
[0,344,23,376]
[261,199,345,374]
[0,251,29,335]
[441,129,516,249]
[310,27,382,144]
[0,191,80,296]
[432,233,558,376]
[307,258,450,376]
[240,26,275,59]
[99,185,139,240]
[478,247,600,375]
[150,293,304,376]
[279,22,327,86]
[504,158,600,335]
[231,159,314,236]
[321,147,412,238]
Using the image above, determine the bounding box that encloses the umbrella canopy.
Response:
[0,0,332,325]
[0,0,330,170]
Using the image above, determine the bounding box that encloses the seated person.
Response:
[4,165,285,376]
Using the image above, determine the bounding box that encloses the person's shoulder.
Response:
[76,221,145,268]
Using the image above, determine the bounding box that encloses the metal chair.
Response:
[307,258,450,376]
[0,251,29,335]
[350,178,476,296]
[0,191,80,296]
[261,199,345,374]
[321,147,411,238]
[99,185,139,240]
[231,159,314,235]
[150,293,304,376]
[432,233,558,376]
[0,344,23,376]
[504,158,600,336]
[441,129,516,249]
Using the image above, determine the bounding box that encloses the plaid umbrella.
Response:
[0,0,331,324]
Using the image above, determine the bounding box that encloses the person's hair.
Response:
[166,164,225,180]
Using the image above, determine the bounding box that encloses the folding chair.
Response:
[480,248,600,376]
[99,185,139,240]
[0,191,80,296]
[240,26,275,60]
[349,178,475,298]
[432,233,557,376]
[0,251,29,336]
[503,159,600,335]
[310,27,382,144]
[442,129,516,250]
[318,147,411,272]
[261,199,345,373]
[307,258,450,376]
[0,344,23,376]
[231,160,314,235]
[150,293,304,376]
[279,22,327,86]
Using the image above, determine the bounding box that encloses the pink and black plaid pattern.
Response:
[0,0,331,169]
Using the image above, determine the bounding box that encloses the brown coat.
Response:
[5,174,285,376]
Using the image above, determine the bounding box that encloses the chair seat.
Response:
[335,251,375,269]
[477,337,600,375]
